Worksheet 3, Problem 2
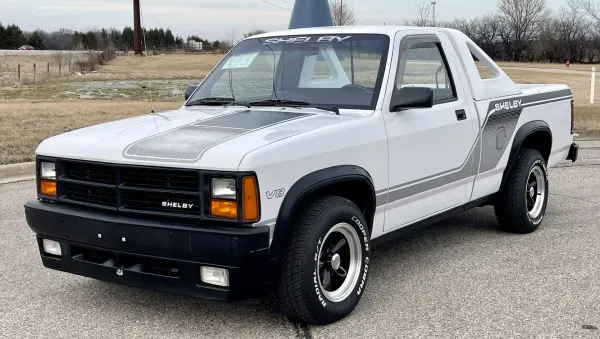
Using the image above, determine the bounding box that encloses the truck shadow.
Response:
[71,206,503,328]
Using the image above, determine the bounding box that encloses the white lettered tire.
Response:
[495,148,549,234]
[276,195,371,325]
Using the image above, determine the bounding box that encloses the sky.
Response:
[0,0,576,41]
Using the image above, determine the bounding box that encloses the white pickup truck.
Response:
[25,26,578,325]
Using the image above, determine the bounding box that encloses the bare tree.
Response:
[581,0,600,20]
[244,29,267,39]
[410,1,433,27]
[329,0,358,26]
[222,28,237,51]
[474,15,502,58]
[497,0,550,60]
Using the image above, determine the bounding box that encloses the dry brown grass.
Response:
[496,61,599,72]
[0,100,180,164]
[80,54,226,81]
[1,57,600,165]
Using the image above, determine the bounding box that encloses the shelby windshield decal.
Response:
[262,36,352,44]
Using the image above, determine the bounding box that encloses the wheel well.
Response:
[289,180,375,233]
[520,130,552,163]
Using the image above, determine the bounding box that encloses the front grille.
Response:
[63,182,117,207]
[56,160,203,219]
[121,190,201,216]
[121,167,200,192]
[63,161,116,185]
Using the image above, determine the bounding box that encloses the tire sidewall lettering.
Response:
[311,213,370,308]
[527,159,548,226]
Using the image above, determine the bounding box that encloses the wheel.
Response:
[494,148,549,234]
[276,195,371,325]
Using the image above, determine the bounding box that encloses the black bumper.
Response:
[24,200,272,301]
[567,142,579,162]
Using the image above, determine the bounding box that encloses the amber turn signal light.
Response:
[40,180,57,196]
[210,200,238,219]
[242,176,259,222]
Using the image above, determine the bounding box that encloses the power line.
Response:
[260,0,291,11]
[279,0,292,3]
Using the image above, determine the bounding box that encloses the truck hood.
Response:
[36,105,353,170]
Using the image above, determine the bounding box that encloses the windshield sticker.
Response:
[221,51,260,69]
[262,36,352,44]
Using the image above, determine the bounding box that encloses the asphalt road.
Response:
[1,142,600,339]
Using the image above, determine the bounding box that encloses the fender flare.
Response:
[500,120,552,189]
[269,165,376,263]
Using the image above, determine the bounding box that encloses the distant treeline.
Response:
[411,0,600,63]
[0,23,230,52]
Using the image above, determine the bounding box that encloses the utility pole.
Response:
[133,0,142,55]
[431,1,437,26]
[340,0,343,26]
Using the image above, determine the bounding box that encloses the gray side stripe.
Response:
[387,135,481,193]
[376,89,571,208]
[387,177,474,208]
[376,194,388,207]
[388,155,474,203]
[476,167,505,180]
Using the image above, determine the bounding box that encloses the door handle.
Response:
[455,109,467,121]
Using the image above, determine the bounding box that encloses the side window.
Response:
[395,39,457,104]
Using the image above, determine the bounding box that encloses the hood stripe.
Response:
[123,110,310,163]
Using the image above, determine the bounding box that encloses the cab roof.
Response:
[250,25,451,40]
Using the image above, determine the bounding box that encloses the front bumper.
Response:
[25,200,271,301]
[567,142,579,162]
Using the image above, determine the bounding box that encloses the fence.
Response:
[0,50,116,86]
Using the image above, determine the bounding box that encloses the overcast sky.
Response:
[0,0,574,40]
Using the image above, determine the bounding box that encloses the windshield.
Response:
[187,34,390,110]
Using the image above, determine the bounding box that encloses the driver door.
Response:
[382,32,478,232]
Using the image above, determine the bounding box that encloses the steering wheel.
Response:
[337,84,371,93]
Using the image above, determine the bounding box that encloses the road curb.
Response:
[0,162,36,184]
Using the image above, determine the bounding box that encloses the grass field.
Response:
[0,53,598,165]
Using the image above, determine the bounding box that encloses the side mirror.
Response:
[184,86,197,101]
[390,87,434,112]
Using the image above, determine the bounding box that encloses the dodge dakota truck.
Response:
[24,26,578,325]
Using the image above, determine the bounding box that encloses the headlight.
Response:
[209,176,259,222]
[39,162,57,197]
[40,162,56,180]
[211,178,236,200]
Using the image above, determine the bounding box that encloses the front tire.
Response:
[494,148,549,234]
[277,196,371,325]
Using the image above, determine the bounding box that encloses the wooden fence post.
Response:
[59,60,62,75]
[17,64,21,82]
[69,60,71,72]
[33,63,36,82]
[47,62,50,76]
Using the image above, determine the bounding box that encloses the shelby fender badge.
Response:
[162,201,194,209]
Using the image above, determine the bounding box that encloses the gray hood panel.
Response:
[123,110,309,163]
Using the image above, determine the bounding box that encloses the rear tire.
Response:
[494,148,549,234]
[276,195,371,325]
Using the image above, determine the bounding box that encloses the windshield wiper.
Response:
[186,97,250,108]
[248,99,340,115]
[247,99,311,107]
